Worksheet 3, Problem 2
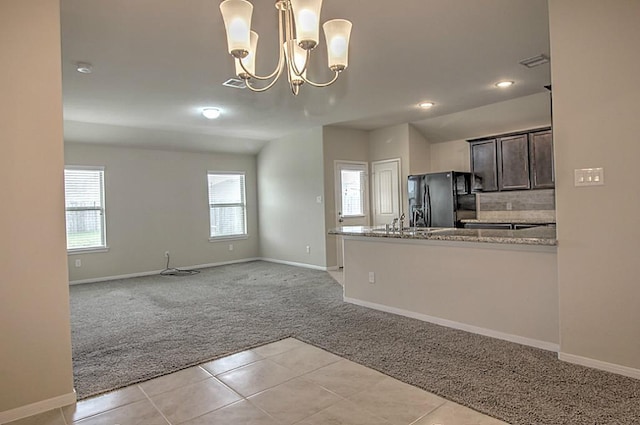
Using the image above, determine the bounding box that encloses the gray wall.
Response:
[550,0,640,372]
[257,128,327,268]
[0,0,75,415]
[344,238,559,348]
[65,143,259,282]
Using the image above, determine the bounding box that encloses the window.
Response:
[341,168,365,216]
[208,172,247,239]
[64,167,107,251]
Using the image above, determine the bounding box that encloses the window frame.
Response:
[207,171,248,241]
[64,165,109,254]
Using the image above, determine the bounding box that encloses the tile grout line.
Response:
[138,385,173,425]
[407,399,449,425]
[58,407,69,425]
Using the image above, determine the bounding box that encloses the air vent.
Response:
[222,78,246,89]
[519,54,550,68]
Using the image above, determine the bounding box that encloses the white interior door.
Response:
[335,161,369,268]
[372,159,401,227]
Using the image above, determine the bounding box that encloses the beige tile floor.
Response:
[7,338,509,425]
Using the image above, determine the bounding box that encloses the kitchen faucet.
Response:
[399,213,405,234]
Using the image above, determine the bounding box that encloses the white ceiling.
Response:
[60,0,551,154]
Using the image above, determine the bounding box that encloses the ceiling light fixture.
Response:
[419,102,434,109]
[219,0,352,96]
[202,108,221,119]
[76,62,93,74]
[495,80,514,88]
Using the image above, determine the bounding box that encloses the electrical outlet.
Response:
[75,259,82,268]
[165,251,170,258]
[306,245,311,254]
[368,271,375,284]
[229,244,234,251]
[506,202,513,211]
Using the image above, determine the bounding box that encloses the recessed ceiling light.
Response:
[202,108,221,119]
[419,102,434,109]
[495,80,514,88]
[76,62,93,74]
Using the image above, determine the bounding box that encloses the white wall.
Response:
[430,140,471,173]
[64,144,259,282]
[0,0,75,418]
[322,126,370,268]
[550,0,640,372]
[408,124,431,174]
[258,128,327,268]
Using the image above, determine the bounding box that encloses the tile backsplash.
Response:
[476,189,556,222]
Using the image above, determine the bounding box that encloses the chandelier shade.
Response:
[323,19,352,71]
[220,0,253,57]
[290,0,323,49]
[219,0,352,95]
[284,40,307,86]
[235,31,258,78]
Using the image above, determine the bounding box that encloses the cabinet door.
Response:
[529,130,555,188]
[497,134,530,190]
[470,140,498,192]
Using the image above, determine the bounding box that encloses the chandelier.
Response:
[219,0,352,95]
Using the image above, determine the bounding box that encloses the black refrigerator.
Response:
[408,171,476,228]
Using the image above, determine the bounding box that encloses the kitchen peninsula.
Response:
[330,225,559,351]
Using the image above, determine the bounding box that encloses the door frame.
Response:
[334,160,370,268]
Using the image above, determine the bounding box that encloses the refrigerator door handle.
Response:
[424,185,431,227]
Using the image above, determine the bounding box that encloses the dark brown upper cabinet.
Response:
[469,139,498,192]
[497,134,530,190]
[529,129,555,189]
[468,127,554,192]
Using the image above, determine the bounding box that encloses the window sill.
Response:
[208,235,249,243]
[68,246,110,255]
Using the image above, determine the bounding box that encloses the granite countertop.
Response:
[329,225,557,246]
[460,218,556,224]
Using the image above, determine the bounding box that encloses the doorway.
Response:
[334,161,369,268]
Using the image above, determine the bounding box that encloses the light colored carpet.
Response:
[70,261,640,424]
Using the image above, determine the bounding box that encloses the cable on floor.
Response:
[159,253,200,276]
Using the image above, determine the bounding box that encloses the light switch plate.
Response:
[574,167,604,186]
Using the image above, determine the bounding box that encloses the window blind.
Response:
[64,167,106,250]
[208,173,247,238]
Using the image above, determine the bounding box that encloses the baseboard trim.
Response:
[259,258,328,271]
[325,266,340,271]
[0,391,76,423]
[558,352,640,380]
[344,297,559,352]
[69,258,261,285]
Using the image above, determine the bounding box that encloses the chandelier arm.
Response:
[298,70,341,88]
[287,40,310,77]
[236,55,284,81]
[235,4,287,82]
[244,75,283,93]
